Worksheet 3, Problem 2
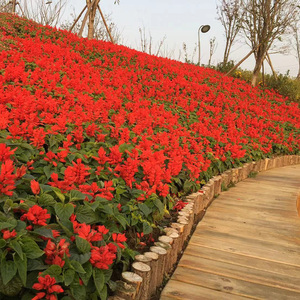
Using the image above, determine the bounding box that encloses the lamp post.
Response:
[198,24,210,66]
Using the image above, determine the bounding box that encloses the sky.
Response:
[61,0,298,77]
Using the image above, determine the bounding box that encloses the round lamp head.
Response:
[201,25,211,33]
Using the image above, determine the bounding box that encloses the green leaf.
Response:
[0,258,17,285]
[115,214,128,230]
[15,220,26,231]
[42,264,62,277]
[183,180,193,193]
[27,259,47,271]
[76,205,97,224]
[70,260,86,274]
[154,198,164,215]
[14,253,27,285]
[21,291,37,300]
[0,239,6,248]
[21,238,44,259]
[33,227,54,239]
[0,272,23,296]
[52,187,65,202]
[70,190,87,201]
[57,219,73,237]
[43,165,52,179]
[55,203,74,221]
[138,203,152,217]
[102,204,113,215]
[3,199,14,214]
[70,283,86,300]
[75,236,91,254]
[39,193,56,206]
[39,184,53,193]
[143,222,153,235]
[0,222,15,231]
[93,268,105,297]
[99,284,107,300]
[9,240,23,258]
[64,269,75,286]
[79,262,92,286]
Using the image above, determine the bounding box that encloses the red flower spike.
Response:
[90,245,116,269]
[33,275,63,300]
[22,205,50,226]
[2,229,17,240]
[112,233,127,249]
[30,179,40,195]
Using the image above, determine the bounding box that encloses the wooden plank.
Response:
[203,211,300,233]
[228,179,299,190]
[172,266,300,299]
[184,244,300,278]
[213,194,297,211]
[178,254,300,292]
[189,233,300,265]
[206,205,300,226]
[161,279,248,300]
[211,202,299,221]
[161,165,300,300]
[197,217,300,247]
[297,193,300,217]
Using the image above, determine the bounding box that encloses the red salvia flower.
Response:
[112,233,127,249]
[0,143,16,162]
[32,274,63,300]
[30,179,40,195]
[0,159,16,196]
[64,158,90,185]
[89,245,116,269]
[2,229,17,240]
[21,205,50,226]
[44,239,70,267]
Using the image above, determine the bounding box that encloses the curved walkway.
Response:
[161,164,300,300]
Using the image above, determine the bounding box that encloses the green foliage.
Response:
[212,61,300,103]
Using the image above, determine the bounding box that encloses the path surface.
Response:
[160,164,300,300]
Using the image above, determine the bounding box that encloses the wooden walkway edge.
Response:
[160,165,300,300]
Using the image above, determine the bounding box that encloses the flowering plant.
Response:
[0,13,299,299]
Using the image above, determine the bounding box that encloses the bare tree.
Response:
[69,0,118,42]
[208,37,217,66]
[138,27,167,56]
[0,0,24,14]
[182,42,198,64]
[290,5,300,79]
[20,0,66,27]
[0,0,12,13]
[242,0,299,86]
[217,0,244,65]
[61,10,122,44]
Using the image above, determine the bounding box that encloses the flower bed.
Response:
[0,13,300,300]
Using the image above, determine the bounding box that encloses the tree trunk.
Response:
[251,46,266,86]
[223,38,230,66]
[87,0,99,40]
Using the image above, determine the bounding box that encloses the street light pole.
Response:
[198,25,211,66]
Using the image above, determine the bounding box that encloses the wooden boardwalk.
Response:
[161,164,300,300]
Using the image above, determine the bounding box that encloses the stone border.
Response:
[109,155,300,300]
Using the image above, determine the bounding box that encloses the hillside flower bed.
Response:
[0,13,299,300]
